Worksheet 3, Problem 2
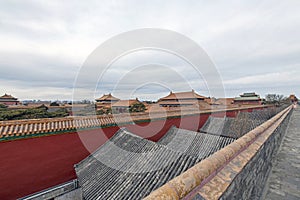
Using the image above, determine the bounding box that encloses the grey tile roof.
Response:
[200,117,229,136]
[200,116,265,139]
[74,106,289,200]
[74,128,198,200]
[158,126,235,161]
[199,107,287,139]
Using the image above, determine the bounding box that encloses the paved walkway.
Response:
[264,107,300,200]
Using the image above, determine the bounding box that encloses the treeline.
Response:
[0,104,69,121]
[264,94,291,106]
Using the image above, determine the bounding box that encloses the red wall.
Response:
[1,101,18,105]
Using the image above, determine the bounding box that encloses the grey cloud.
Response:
[0,0,299,100]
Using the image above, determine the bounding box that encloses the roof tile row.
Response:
[75,126,235,200]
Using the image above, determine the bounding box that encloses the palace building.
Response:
[0,94,20,106]
[158,90,208,107]
[289,94,298,103]
[215,98,235,106]
[233,92,262,105]
[111,98,142,113]
[95,93,120,109]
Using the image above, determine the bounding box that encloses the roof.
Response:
[74,128,198,200]
[289,94,298,101]
[143,106,292,200]
[158,126,235,161]
[234,96,261,101]
[215,98,234,105]
[158,100,211,110]
[112,99,140,107]
[200,111,269,138]
[158,100,198,105]
[95,93,119,101]
[204,98,219,105]
[197,101,212,109]
[240,92,259,97]
[0,94,18,100]
[95,102,113,108]
[200,116,246,138]
[159,90,206,101]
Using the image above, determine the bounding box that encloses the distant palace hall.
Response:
[158,90,209,108]
[95,93,120,109]
[234,92,262,105]
[0,94,20,106]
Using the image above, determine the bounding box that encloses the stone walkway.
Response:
[264,107,300,200]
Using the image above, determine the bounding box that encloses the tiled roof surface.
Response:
[158,126,235,161]
[158,100,212,110]
[95,93,120,101]
[240,92,259,97]
[159,90,206,101]
[75,128,198,200]
[0,94,18,100]
[75,127,235,199]
[143,106,292,200]
[158,100,198,105]
[201,117,264,138]
[234,96,261,101]
[204,98,219,105]
[215,98,234,105]
[200,108,282,139]
[200,117,230,135]
[75,105,284,199]
[200,116,264,139]
[112,99,140,107]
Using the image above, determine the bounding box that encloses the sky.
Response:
[0,0,299,101]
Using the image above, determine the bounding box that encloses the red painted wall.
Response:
[1,101,18,106]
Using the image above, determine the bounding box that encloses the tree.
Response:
[265,94,285,105]
[49,108,69,118]
[105,108,112,114]
[129,102,146,113]
[37,104,48,110]
[50,102,60,106]
[96,109,105,115]
[0,104,8,109]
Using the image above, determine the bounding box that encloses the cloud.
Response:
[224,70,300,86]
[0,0,299,100]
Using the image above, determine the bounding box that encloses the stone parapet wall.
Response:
[144,105,292,200]
[219,110,292,199]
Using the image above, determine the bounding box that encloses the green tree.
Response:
[129,102,146,113]
[96,109,105,115]
[37,104,48,110]
[0,106,69,121]
[0,104,8,109]
[106,108,112,114]
[265,94,285,105]
[50,102,60,106]
[49,108,69,118]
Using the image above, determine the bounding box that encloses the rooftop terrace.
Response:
[263,106,300,199]
[1,104,295,199]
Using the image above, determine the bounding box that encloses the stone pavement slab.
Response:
[264,107,300,199]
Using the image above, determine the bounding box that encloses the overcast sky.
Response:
[0,0,299,101]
